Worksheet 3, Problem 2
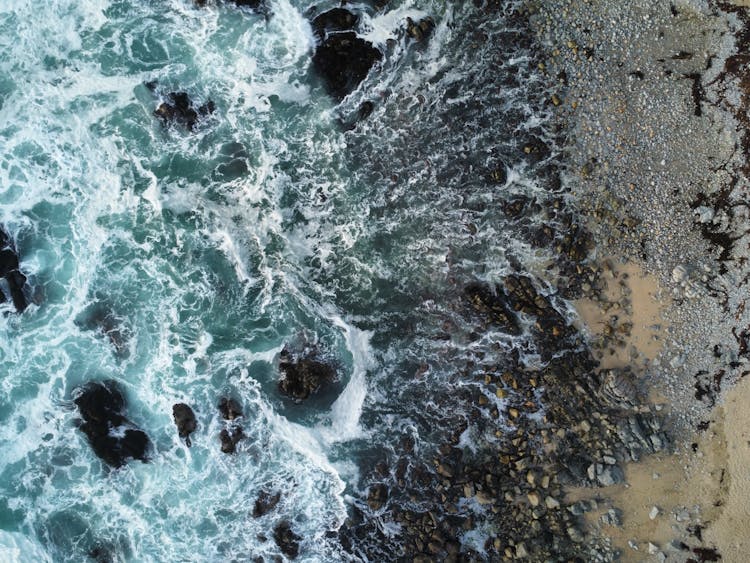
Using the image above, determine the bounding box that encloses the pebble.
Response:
[545,496,560,510]
[649,506,660,520]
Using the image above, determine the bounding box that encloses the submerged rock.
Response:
[217,397,244,453]
[273,520,301,559]
[0,226,28,313]
[74,302,130,357]
[73,381,150,468]
[153,91,215,131]
[218,397,243,420]
[253,490,281,518]
[172,403,197,447]
[278,347,336,402]
[366,483,388,511]
[311,9,382,100]
[219,427,244,454]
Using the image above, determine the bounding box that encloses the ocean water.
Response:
[0,0,564,560]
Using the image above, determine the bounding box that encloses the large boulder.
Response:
[0,227,27,313]
[172,403,197,447]
[73,381,150,468]
[311,9,382,100]
[273,520,301,559]
[278,347,336,402]
[153,91,215,131]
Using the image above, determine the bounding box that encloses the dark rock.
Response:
[464,282,520,335]
[311,9,382,101]
[219,427,244,454]
[73,381,150,468]
[154,91,215,131]
[312,8,358,39]
[218,397,243,420]
[273,520,301,559]
[253,490,282,517]
[278,347,336,402]
[0,226,28,312]
[172,403,197,447]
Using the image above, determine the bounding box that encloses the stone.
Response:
[515,543,528,558]
[649,506,660,520]
[406,16,435,42]
[648,542,660,555]
[73,380,150,468]
[172,403,197,447]
[74,303,130,357]
[597,464,624,486]
[527,491,540,507]
[273,520,301,559]
[232,0,266,10]
[567,526,584,543]
[545,496,560,510]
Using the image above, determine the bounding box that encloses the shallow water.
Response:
[0,0,564,560]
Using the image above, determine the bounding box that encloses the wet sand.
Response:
[574,260,666,373]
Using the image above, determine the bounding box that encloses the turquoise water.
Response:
[0,0,560,560]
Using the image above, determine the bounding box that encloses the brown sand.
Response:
[574,260,667,373]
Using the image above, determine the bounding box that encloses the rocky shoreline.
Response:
[338,0,750,561]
